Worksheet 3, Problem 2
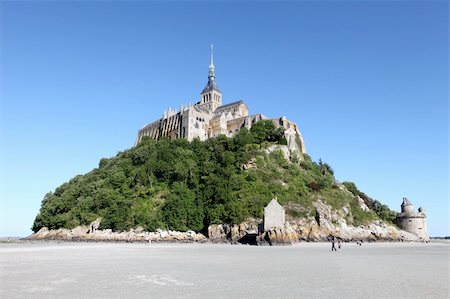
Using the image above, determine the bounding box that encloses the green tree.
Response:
[161,182,203,231]
[250,120,279,143]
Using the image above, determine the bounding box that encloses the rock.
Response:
[193,233,207,242]
[257,225,298,246]
[397,230,420,242]
[88,218,102,234]
[356,196,370,211]
[32,227,50,239]
[231,219,260,242]
[265,145,291,162]
[27,225,207,243]
[72,226,89,237]
[207,224,227,242]
[313,200,337,232]
[241,158,257,170]
[207,219,261,243]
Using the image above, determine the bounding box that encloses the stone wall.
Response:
[396,215,428,240]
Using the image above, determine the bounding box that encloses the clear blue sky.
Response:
[1,0,448,237]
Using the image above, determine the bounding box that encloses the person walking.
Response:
[331,236,337,251]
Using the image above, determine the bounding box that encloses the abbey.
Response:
[135,45,306,157]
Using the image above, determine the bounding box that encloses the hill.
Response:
[31,120,397,240]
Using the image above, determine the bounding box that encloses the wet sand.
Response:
[0,241,448,298]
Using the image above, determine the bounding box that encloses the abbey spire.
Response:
[199,44,222,111]
[208,44,215,81]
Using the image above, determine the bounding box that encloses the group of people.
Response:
[330,236,364,250]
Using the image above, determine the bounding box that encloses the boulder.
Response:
[88,218,102,234]
[207,224,227,242]
[72,226,89,237]
[257,226,298,246]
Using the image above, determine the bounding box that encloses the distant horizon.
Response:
[1,1,448,237]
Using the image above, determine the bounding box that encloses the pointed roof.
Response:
[202,80,221,94]
[265,198,284,211]
[401,197,413,207]
[201,44,221,94]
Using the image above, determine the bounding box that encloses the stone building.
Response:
[263,198,286,231]
[395,197,429,241]
[135,45,307,158]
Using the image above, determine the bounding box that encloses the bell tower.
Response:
[199,44,222,112]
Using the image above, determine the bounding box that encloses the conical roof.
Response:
[401,197,413,207]
[201,79,221,94]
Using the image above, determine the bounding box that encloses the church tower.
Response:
[199,44,222,112]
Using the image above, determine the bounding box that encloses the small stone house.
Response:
[263,198,286,231]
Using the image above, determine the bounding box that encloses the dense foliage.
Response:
[342,181,397,224]
[32,120,390,233]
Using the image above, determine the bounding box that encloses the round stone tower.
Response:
[396,197,429,241]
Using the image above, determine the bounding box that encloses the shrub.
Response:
[308,182,321,192]
[342,181,358,196]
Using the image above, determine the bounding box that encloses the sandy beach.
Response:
[0,241,448,298]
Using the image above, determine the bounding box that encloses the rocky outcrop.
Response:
[288,200,422,242]
[28,220,207,243]
[28,203,424,244]
[265,145,291,162]
[356,196,370,211]
[28,227,207,243]
[206,202,424,244]
[88,218,101,233]
[240,158,257,170]
[256,226,298,246]
[207,224,227,242]
[207,219,260,243]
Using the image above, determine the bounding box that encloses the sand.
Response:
[0,241,448,298]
